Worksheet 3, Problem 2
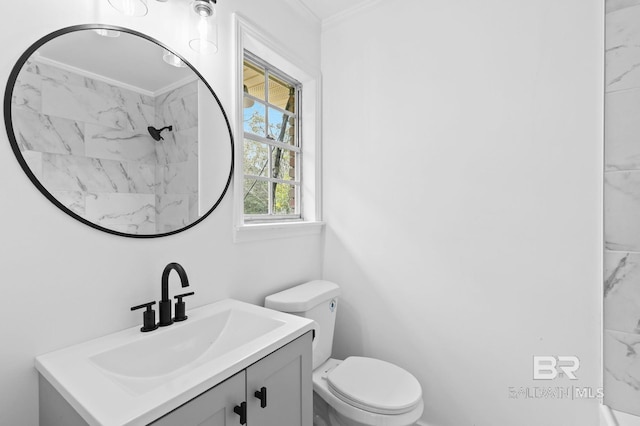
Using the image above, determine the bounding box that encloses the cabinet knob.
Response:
[254,386,267,408]
[233,401,246,425]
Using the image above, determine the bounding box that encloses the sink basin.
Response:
[35,299,314,426]
[91,308,285,380]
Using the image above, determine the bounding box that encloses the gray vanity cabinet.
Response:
[154,332,312,426]
[39,332,312,426]
[151,371,245,425]
[246,331,312,426]
[153,332,312,426]
[153,332,311,426]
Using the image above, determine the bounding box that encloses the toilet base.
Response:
[314,390,361,426]
[313,391,419,426]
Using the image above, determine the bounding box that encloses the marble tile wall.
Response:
[607,0,640,14]
[605,1,640,415]
[154,82,199,233]
[11,59,199,234]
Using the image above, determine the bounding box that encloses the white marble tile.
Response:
[13,108,84,155]
[605,251,640,333]
[85,192,155,234]
[25,60,87,88]
[607,0,640,14]
[155,224,179,234]
[85,123,157,164]
[156,161,198,195]
[155,81,199,133]
[50,190,85,217]
[189,194,200,222]
[155,81,198,106]
[606,5,640,92]
[21,151,43,181]
[12,70,43,113]
[42,82,133,131]
[26,59,154,109]
[155,127,195,165]
[168,92,198,132]
[57,67,156,130]
[605,171,640,250]
[140,104,156,130]
[103,223,157,234]
[41,81,155,133]
[604,329,640,415]
[91,80,155,110]
[606,88,640,170]
[141,94,154,108]
[41,153,131,193]
[126,163,156,194]
[156,194,189,232]
[124,102,155,133]
[188,131,199,163]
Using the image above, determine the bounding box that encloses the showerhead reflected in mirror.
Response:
[147,125,173,141]
[4,25,233,237]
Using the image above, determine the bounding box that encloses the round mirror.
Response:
[4,25,233,237]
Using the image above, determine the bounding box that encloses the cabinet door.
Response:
[246,332,313,426]
[152,371,246,426]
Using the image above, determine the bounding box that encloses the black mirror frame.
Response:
[4,24,234,238]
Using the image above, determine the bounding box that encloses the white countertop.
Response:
[35,299,314,426]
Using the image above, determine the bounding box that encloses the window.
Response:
[233,14,322,241]
[242,52,301,221]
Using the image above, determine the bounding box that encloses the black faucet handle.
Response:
[131,301,159,332]
[174,291,195,300]
[131,301,155,311]
[173,291,195,322]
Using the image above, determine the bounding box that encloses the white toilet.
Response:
[265,280,424,426]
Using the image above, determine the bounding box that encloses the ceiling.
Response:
[297,0,372,21]
[33,2,376,95]
[37,30,194,94]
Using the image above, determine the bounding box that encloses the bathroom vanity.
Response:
[36,299,314,426]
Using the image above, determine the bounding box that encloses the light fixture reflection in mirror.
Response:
[163,51,187,68]
[5,25,233,238]
[243,85,254,108]
[108,0,148,17]
[95,29,121,38]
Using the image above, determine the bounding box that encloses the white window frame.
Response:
[232,14,323,242]
[242,51,302,221]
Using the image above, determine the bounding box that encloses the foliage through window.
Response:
[243,52,301,220]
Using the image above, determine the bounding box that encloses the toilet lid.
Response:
[326,356,422,415]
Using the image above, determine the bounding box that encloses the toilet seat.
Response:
[326,356,422,415]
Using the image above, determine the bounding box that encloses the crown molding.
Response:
[322,0,382,31]
[32,54,198,98]
[32,54,155,97]
[287,0,321,24]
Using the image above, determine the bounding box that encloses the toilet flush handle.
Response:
[254,386,267,408]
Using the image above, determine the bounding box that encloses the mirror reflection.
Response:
[7,26,233,237]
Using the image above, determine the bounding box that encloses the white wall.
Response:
[321,1,603,425]
[0,1,320,425]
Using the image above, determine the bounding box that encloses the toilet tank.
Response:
[265,280,340,370]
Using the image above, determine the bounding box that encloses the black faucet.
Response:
[158,262,190,327]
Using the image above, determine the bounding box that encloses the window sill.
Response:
[233,221,325,243]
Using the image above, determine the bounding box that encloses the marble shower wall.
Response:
[604,0,640,416]
[11,59,198,234]
[154,81,199,233]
